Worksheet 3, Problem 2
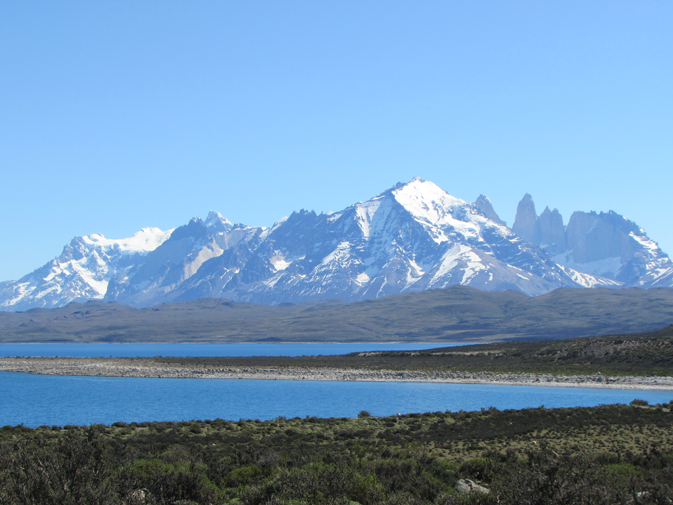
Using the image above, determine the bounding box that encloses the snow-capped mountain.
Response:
[0,228,174,311]
[104,214,268,307]
[1,178,670,311]
[159,178,580,305]
[512,194,673,288]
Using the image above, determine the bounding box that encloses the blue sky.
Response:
[1,1,671,282]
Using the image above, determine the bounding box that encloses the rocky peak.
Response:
[474,195,506,226]
[3,179,673,312]
[513,194,539,245]
[565,211,600,253]
[537,207,566,255]
[205,211,233,232]
[563,210,641,267]
[166,217,209,243]
[554,210,672,284]
[389,178,467,227]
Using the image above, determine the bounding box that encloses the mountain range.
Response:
[1,177,672,311]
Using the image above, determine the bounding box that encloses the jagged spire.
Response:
[512,194,539,245]
[474,195,506,226]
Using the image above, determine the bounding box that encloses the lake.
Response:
[0,342,450,358]
[2,372,671,428]
[1,344,671,428]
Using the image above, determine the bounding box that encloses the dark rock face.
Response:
[474,195,506,226]
[560,210,671,285]
[512,194,539,246]
[513,196,567,255]
[565,212,633,265]
[538,207,567,256]
[105,217,225,307]
[511,195,673,287]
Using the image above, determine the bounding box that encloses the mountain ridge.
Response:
[512,196,673,288]
[1,178,671,311]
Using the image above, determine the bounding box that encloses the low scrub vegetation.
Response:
[1,402,672,504]
[150,323,673,377]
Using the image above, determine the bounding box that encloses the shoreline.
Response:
[1,357,673,391]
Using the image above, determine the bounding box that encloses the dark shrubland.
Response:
[1,403,672,504]
[143,323,673,377]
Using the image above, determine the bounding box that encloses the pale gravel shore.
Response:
[1,357,673,391]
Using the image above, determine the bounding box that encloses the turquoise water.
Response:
[1,371,671,428]
[0,342,451,358]
[2,344,671,427]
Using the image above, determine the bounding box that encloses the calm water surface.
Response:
[2,344,671,427]
[2,371,671,428]
[0,343,451,358]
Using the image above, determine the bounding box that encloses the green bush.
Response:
[1,405,672,504]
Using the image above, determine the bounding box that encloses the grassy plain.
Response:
[2,286,673,343]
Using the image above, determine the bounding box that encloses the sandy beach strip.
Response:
[1,357,672,391]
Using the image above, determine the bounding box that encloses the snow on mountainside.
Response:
[0,228,173,311]
[103,216,267,307]
[1,178,671,311]
[81,228,173,253]
[111,178,581,305]
[648,267,673,288]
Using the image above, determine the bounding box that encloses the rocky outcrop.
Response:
[538,206,567,255]
[474,195,506,226]
[455,479,490,494]
[513,196,566,254]
[512,195,673,287]
[560,210,672,285]
[513,194,539,245]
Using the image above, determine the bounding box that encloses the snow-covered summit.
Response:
[204,211,233,231]
[80,227,174,255]
[390,178,468,227]
[0,225,174,311]
[1,179,671,311]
